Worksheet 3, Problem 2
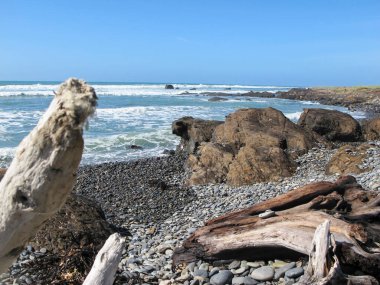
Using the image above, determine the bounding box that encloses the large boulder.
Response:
[298,108,361,142]
[326,144,371,175]
[186,108,317,186]
[362,117,380,140]
[172,116,223,153]
[165,84,174,89]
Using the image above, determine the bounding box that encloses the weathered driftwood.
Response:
[83,233,125,285]
[0,78,97,273]
[298,220,378,285]
[173,176,380,280]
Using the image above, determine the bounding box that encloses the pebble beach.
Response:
[2,140,379,285]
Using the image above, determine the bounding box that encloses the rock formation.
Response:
[208,96,228,102]
[326,144,371,175]
[178,108,318,186]
[165,84,174,89]
[277,87,380,113]
[298,108,362,142]
[172,116,223,154]
[362,117,380,140]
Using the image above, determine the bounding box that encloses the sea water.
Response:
[0,82,366,167]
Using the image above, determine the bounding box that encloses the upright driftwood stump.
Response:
[83,233,126,285]
[0,78,97,273]
[173,176,380,282]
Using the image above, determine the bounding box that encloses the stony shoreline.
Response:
[182,86,380,116]
[2,139,379,285]
[1,104,380,285]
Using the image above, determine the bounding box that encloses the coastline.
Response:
[3,140,379,284]
[181,86,380,117]
[0,92,379,284]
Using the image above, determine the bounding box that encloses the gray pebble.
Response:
[229,260,241,270]
[243,276,258,285]
[250,266,274,281]
[232,276,245,284]
[274,262,296,280]
[194,269,208,278]
[210,270,234,285]
[285,267,304,278]
[209,268,220,277]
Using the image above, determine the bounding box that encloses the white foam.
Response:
[0,83,291,97]
[0,147,16,167]
[285,111,303,121]
[301,100,321,105]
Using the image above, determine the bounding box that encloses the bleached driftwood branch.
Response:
[298,220,378,285]
[83,233,126,285]
[0,78,97,273]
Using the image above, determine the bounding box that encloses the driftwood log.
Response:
[83,233,126,285]
[173,176,380,281]
[0,78,97,273]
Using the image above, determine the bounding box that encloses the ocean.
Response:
[0,82,366,167]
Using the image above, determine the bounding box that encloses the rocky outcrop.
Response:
[208,96,228,102]
[298,108,361,142]
[172,117,223,153]
[362,117,380,140]
[277,87,380,113]
[326,144,371,175]
[241,91,275,98]
[184,108,317,186]
[165,84,174,89]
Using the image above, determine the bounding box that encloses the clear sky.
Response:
[0,0,379,86]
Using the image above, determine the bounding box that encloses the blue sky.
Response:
[0,0,379,86]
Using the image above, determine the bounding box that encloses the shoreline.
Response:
[2,140,379,284]
[1,103,379,284]
[180,86,380,117]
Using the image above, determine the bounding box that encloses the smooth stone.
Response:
[209,268,220,277]
[285,267,304,278]
[229,260,241,270]
[39,248,47,254]
[187,262,196,272]
[199,263,209,270]
[250,266,274,281]
[210,270,234,285]
[246,262,263,268]
[258,210,275,219]
[274,262,296,280]
[232,276,245,284]
[232,266,248,274]
[188,227,197,234]
[194,269,209,278]
[272,261,289,268]
[243,276,258,285]
[240,260,248,268]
